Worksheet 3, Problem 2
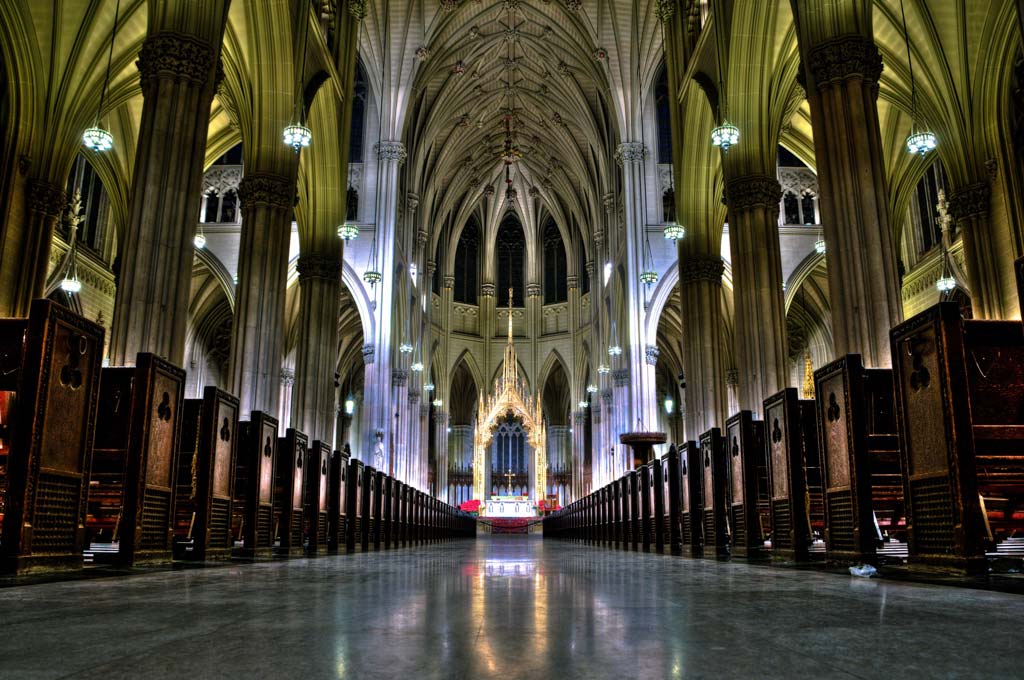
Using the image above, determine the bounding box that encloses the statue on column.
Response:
[373,430,386,470]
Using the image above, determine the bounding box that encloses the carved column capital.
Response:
[137,32,217,92]
[26,179,66,219]
[526,282,542,298]
[807,34,884,90]
[602,193,615,211]
[949,182,991,221]
[566,275,579,290]
[612,369,630,386]
[361,343,375,363]
[407,192,420,212]
[238,172,294,211]
[408,391,420,405]
[392,369,408,387]
[725,175,782,211]
[443,275,455,289]
[480,282,495,297]
[574,411,588,426]
[645,345,660,366]
[601,389,614,405]
[433,411,449,424]
[296,254,343,283]
[725,367,740,387]
[280,368,295,387]
[615,142,646,165]
[426,260,437,277]
[376,141,407,163]
[679,254,725,284]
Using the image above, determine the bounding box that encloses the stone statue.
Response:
[373,431,385,470]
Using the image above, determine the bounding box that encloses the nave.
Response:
[1,535,1022,679]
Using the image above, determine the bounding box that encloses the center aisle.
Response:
[2,536,1022,678]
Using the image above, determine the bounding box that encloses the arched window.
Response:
[453,220,479,304]
[349,58,367,163]
[783,193,800,225]
[496,217,525,306]
[654,63,672,164]
[577,234,590,295]
[543,221,568,304]
[911,160,948,254]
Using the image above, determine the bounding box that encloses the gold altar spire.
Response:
[472,287,547,504]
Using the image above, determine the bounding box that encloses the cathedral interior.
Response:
[1,0,1024,677]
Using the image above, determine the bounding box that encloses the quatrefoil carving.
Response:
[704,451,710,467]
[827,393,841,423]
[263,436,273,458]
[771,418,782,444]
[58,333,86,390]
[908,338,931,392]
[157,392,172,422]
[219,417,231,441]
[731,436,739,457]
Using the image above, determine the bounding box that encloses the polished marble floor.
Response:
[1,536,1022,679]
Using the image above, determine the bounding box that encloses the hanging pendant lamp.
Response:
[83,0,121,152]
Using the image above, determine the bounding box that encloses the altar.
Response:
[484,496,537,518]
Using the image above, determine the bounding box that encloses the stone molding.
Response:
[949,182,991,221]
[615,142,646,165]
[376,141,407,162]
[27,179,65,218]
[296,254,343,283]
[679,254,725,284]
[137,33,217,91]
[238,173,293,211]
[807,34,883,89]
[725,175,782,211]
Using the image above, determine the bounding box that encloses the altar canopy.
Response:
[473,289,547,502]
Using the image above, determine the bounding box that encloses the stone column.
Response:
[407,391,421,488]
[725,174,789,414]
[434,411,449,502]
[358,344,375,463]
[616,142,659,430]
[291,252,343,441]
[612,368,632,467]
[278,369,295,435]
[803,35,902,366]
[228,172,296,416]
[13,180,65,314]
[363,141,405,460]
[390,368,409,480]
[678,253,729,438]
[949,182,1004,319]
[110,31,225,365]
[572,410,587,502]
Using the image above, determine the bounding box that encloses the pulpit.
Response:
[620,431,668,468]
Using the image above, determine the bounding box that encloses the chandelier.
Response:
[337,222,359,240]
[283,5,313,151]
[83,0,121,152]
[899,0,936,157]
[283,124,312,151]
[663,222,686,240]
[935,275,956,293]
[711,122,740,151]
[598,364,610,375]
[814,238,826,255]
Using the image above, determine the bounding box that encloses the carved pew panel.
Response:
[233,411,278,559]
[726,411,767,558]
[327,446,350,553]
[345,458,364,552]
[372,469,385,550]
[892,301,1024,573]
[699,429,730,557]
[0,300,104,574]
[661,446,683,555]
[815,355,903,565]
[174,387,238,561]
[90,354,184,566]
[273,428,308,556]
[303,440,330,555]
[381,475,393,549]
[360,465,376,551]
[680,441,703,557]
[764,388,822,561]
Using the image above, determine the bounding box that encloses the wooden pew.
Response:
[326,445,350,553]
[372,469,385,550]
[699,428,730,557]
[0,300,104,574]
[345,457,364,552]
[680,441,703,557]
[273,428,308,557]
[381,474,393,549]
[88,353,185,566]
[726,411,768,558]
[232,411,278,559]
[763,388,824,562]
[610,480,622,548]
[615,476,628,549]
[660,446,683,555]
[638,463,652,552]
[814,354,904,565]
[303,440,330,555]
[627,470,640,551]
[360,465,376,551]
[395,480,407,547]
[173,387,239,561]
[891,301,1024,573]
